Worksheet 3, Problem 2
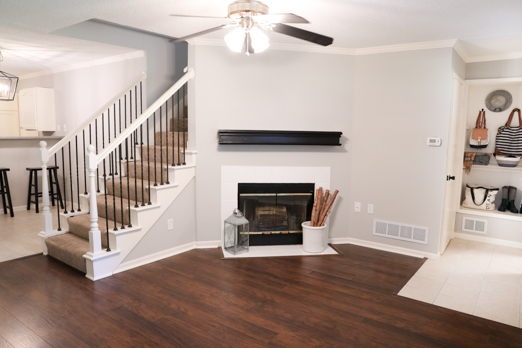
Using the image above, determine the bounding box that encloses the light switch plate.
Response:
[368,204,374,214]
[167,219,174,230]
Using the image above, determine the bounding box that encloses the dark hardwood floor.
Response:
[0,244,521,347]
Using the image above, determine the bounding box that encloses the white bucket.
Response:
[302,221,327,253]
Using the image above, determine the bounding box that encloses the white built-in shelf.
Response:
[458,206,522,222]
[471,163,522,173]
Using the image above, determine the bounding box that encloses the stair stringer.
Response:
[84,154,196,280]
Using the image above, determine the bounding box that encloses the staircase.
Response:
[38,69,196,280]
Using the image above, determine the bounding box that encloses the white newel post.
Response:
[39,141,53,235]
[87,145,102,255]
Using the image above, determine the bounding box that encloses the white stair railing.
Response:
[39,72,147,240]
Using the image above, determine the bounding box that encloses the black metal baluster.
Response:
[140,94,145,206]
[183,84,187,165]
[83,130,87,195]
[114,104,118,176]
[107,108,112,176]
[160,105,163,185]
[111,151,117,231]
[102,158,111,252]
[68,142,74,213]
[165,98,169,185]
[134,135,138,208]
[62,148,67,214]
[75,136,80,212]
[119,143,124,229]
[126,137,132,228]
[95,119,100,193]
[177,90,181,166]
[146,117,151,205]
[174,93,176,167]
[135,86,138,147]
[129,91,133,160]
[55,153,61,231]
[153,111,157,186]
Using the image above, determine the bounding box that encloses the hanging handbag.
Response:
[469,109,489,148]
[495,108,522,155]
[462,184,499,210]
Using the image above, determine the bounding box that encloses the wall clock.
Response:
[485,90,512,112]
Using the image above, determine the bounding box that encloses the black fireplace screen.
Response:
[238,183,315,245]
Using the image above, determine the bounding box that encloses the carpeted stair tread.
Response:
[106,176,151,203]
[140,145,185,164]
[154,131,188,147]
[95,195,133,225]
[67,214,110,248]
[127,161,169,182]
[45,233,89,273]
[170,117,188,132]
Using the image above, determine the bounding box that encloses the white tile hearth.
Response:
[398,238,522,328]
[222,245,338,258]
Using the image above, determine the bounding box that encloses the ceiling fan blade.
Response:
[256,13,309,24]
[170,14,231,20]
[170,25,230,43]
[272,24,333,46]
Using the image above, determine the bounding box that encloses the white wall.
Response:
[189,45,354,244]
[349,48,454,255]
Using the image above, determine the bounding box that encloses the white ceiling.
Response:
[2,0,522,74]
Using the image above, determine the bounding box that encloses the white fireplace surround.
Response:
[220,166,331,248]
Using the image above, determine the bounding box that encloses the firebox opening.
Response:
[238,183,315,246]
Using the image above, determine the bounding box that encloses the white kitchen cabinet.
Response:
[19,87,56,131]
[0,95,20,136]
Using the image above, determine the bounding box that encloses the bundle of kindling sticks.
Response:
[310,187,339,227]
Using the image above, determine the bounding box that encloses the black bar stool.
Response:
[26,166,63,213]
[0,168,14,217]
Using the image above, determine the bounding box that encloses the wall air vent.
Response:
[373,220,428,244]
[462,217,487,234]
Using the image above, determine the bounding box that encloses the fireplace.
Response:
[238,183,315,246]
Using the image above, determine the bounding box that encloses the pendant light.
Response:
[0,52,19,102]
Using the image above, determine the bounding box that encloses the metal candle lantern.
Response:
[224,208,249,255]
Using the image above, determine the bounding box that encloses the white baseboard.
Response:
[454,232,522,249]
[195,240,220,249]
[330,237,439,259]
[114,241,196,274]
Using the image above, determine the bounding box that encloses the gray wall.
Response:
[18,57,146,136]
[190,45,354,243]
[123,178,197,263]
[350,48,454,255]
[53,19,188,103]
[452,49,466,79]
[467,58,522,79]
[189,45,455,256]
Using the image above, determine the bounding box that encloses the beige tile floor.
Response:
[399,238,522,328]
[0,208,58,262]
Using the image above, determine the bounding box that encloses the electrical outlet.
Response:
[57,125,60,132]
[368,204,374,214]
[354,202,361,212]
[63,124,67,131]
[167,219,174,230]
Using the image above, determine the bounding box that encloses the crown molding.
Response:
[353,39,457,56]
[19,50,146,80]
[466,51,522,63]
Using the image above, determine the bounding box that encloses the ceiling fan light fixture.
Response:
[249,27,269,53]
[225,27,246,52]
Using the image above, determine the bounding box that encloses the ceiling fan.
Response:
[169,0,334,55]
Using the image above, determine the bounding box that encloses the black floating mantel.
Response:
[218,130,342,146]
